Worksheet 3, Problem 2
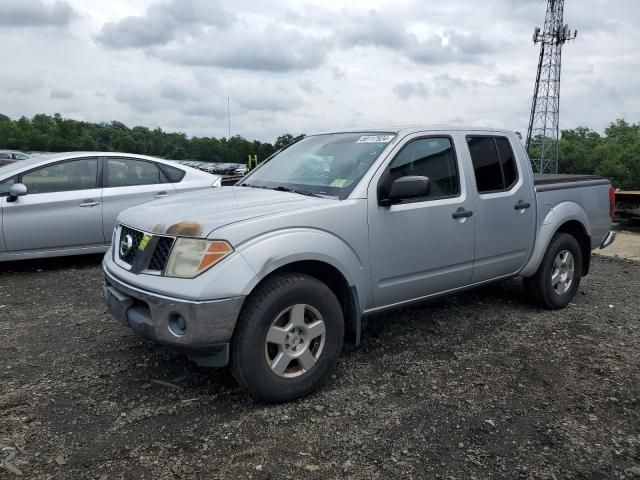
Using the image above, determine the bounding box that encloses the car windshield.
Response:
[240,132,396,199]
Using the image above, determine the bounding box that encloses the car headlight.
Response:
[164,238,233,278]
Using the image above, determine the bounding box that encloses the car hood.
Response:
[117,186,335,237]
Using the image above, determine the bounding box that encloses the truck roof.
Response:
[313,125,515,136]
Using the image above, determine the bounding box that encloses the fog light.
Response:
[168,314,187,336]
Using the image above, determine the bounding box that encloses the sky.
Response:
[0,0,638,143]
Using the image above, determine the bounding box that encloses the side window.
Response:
[467,136,519,193]
[0,176,16,196]
[495,137,518,188]
[159,163,186,183]
[22,159,98,194]
[107,158,160,187]
[388,137,460,200]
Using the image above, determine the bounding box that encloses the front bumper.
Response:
[103,266,245,367]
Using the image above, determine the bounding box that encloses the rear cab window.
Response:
[467,136,519,193]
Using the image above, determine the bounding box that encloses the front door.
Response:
[2,158,104,252]
[466,135,536,283]
[101,157,176,241]
[368,135,475,308]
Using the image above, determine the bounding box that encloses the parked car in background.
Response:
[0,152,221,261]
[0,150,30,167]
[103,127,615,402]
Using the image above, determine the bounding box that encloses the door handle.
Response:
[514,201,531,210]
[452,208,474,219]
[155,191,168,198]
[79,200,99,208]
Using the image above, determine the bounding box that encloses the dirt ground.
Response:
[597,224,640,262]
[1,255,639,480]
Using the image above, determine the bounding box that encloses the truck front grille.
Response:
[118,226,144,265]
[148,237,175,272]
[117,225,175,273]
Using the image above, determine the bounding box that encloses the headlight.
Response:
[164,238,233,278]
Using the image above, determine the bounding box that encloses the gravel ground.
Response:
[600,224,640,261]
[1,255,639,480]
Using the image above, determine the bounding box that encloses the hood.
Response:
[117,186,334,237]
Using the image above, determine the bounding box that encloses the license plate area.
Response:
[103,284,134,326]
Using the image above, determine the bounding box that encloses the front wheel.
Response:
[524,232,583,309]
[230,273,344,402]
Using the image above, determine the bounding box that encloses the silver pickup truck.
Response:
[103,127,615,402]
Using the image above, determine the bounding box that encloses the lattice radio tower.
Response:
[525,0,577,174]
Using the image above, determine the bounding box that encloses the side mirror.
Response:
[381,176,431,205]
[7,183,27,202]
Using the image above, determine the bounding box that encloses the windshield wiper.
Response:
[239,183,330,198]
[270,186,324,198]
[238,183,269,190]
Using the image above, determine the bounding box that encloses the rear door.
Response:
[2,157,104,252]
[101,157,176,241]
[466,134,536,283]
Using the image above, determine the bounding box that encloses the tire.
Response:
[230,273,344,402]
[524,232,583,310]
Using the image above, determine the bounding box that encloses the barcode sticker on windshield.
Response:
[356,135,394,144]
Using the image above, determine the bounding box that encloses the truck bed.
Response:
[534,174,609,192]
[532,174,612,253]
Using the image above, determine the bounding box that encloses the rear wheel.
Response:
[230,273,344,402]
[524,232,583,309]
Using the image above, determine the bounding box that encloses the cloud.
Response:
[114,89,158,114]
[432,72,519,97]
[339,10,407,49]
[337,10,495,65]
[405,30,496,65]
[159,85,192,102]
[0,0,75,27]
[236,94,302,113]
[114,78,228,119]
[96,0,232,49]
[298,79,322,95]
[182,104,227,118]
[153,26,331,72]
[4,0,640,143]
[393,82,429,100]
[50,88,74,99]
[494,73,519,87]
[1,76,45,94]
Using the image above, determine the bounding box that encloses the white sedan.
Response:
[0,152,221,261]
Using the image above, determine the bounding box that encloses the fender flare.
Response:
[520,201,591,277]
[235,227,370,311]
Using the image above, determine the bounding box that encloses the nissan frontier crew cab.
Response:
[103,127,616,402]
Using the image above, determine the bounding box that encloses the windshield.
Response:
[240,132,396,198]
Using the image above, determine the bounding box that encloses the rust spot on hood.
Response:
[166,221,203,237]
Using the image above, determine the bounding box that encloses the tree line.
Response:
[557,119,639,188]
[0,113,300,166]
[0,113,638,187]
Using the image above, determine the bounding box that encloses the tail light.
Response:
[609,186,615,219]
